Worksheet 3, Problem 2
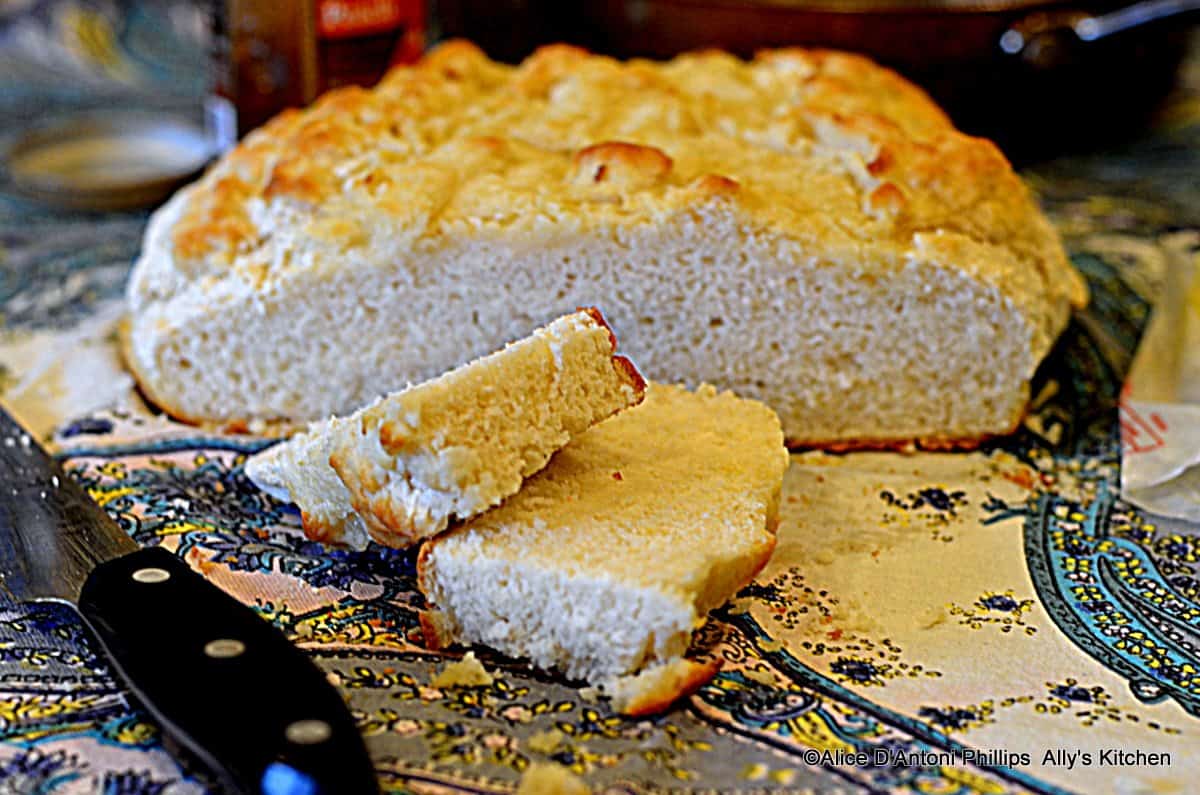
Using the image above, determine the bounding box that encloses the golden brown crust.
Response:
[616,658,723,717]
[758,46,954,136]
[415,542,434,605]
[160,39,1083,313]
[327,446,424,548]
[613,355,647,398]
[377,422,406,456]
[576,308,647,399]
[416,539,454,651]
[418,610,454,651]
[298,510,342,545]
[687,173,740,198]
[570,141,673,188]
[577,306,616,349]
[788,435,990,453]
[244,430,416,548]
[415,540,434,582]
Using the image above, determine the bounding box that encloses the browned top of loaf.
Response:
[163,39,1085,314]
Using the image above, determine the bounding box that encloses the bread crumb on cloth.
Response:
[517,762,590,795]
[432,651,494,688]
[527,729,565,755]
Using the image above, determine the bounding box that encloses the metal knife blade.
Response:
[0,407,136,603]
[0,403,380,795]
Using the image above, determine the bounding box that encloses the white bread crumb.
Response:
[517,763,590,795]
[432,651,494,688]
[527,729,565,755]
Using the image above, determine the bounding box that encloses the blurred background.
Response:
[0,0,1196,214]
[439,0,1198,157]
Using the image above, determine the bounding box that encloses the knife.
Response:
[0,405,380,795]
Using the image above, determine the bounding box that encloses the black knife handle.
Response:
[78,546,379,795]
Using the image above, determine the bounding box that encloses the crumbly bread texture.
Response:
[126,40,1087,445]
[244,414,370,547]
[417,383,788,707]
[245,309,644,548]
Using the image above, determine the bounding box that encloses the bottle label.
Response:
[315,0,424,91]
[317,0,416,40]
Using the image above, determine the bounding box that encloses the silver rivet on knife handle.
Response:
[286,719,333,745]
[204,638,246,659]
[131,567,171,584]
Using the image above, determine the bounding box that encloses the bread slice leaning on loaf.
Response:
[417,383,789,714]
[245,308,644,549]
[125,40,1087,446]
[245,414,371,547]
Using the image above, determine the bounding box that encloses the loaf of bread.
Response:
[125,40,1086,446]
[417,383,788,712]
[245,309,644,548]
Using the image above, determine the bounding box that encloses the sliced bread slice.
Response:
[246,308,644,548]
[244,414,370,547]
[417,382,788,710]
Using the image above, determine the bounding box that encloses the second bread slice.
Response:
[417,382,789,709]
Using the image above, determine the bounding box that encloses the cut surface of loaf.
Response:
[245,309,644,548]
[126,40,1087,445]
[417,382,789,701]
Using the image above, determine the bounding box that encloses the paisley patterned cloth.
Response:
[4,9,1200,792]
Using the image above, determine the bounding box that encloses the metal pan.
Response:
[3,112,213,212]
